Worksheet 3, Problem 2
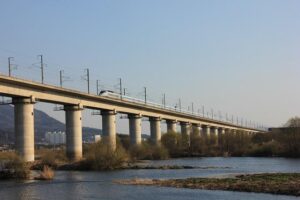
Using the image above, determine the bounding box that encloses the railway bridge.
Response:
[0,75,262,161]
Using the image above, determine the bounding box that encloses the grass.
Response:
[0,151,18,161]
[129,142,169,161]
[34,165,54,180]
[0,152,30,179]
[35,148,68,169]
[80,141,129,170]
[116,173,300,196]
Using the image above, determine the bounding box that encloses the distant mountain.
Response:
[0,105,101,144]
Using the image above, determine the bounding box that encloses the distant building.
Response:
[45,131,66,145]
[94,135,101,142]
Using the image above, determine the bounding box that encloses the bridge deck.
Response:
[0,75,261,132]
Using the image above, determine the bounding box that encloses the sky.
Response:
[0,0,299,134]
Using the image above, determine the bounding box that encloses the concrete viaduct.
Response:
[0,75,262,161]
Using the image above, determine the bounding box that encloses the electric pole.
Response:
[163,93,166,108]
[119,78,122,100]
[38,55,44,84]
[144,87,147,104]
[191,102,194,114]
[179,98,182,112]
[8,57,14,77]
[59,70,63,87]
[83,68,90,94]
[96,80,100,95]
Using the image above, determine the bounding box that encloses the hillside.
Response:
[0,105,101,144]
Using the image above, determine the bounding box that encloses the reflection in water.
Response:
[0,157,300,200]
[14,184,33,200]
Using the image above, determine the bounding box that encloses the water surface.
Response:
[0,157,299,200]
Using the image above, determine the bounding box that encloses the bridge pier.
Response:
[211,127,219,145]
[101,110,117,150]
[192,123,201,136]
[150,117,161,145]
[203,125,210,138]
[224,128,231,152]
[166,120,177,132]
[218,128,225,148]
[129,114,142,145]
[13,97,35,162]
[180,122,191,135]
[180,122,191,146]
[65,105,83,160]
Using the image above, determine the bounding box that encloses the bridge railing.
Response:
[99,92,265,130]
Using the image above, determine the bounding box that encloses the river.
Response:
[0,157,299,200]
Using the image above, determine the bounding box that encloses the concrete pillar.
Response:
[166,120,177,132]
[192,124,202,136]
[211,127,219,145]
[224,128,231,152]
[128,114,142,145]
[150,117,161,145]
[65,104,83,160]
[180,122,191,136]
[180,122,191,146]
[203,125,210,138]
[13,97,35,162]
[218,128,225,148]
[219,128,225,135]
[101,110,117,150]
[232,129,237,136]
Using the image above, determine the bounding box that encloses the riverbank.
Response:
[116,173,300,196]
[33,160,227,171]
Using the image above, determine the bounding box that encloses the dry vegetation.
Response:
[160,117,300,158]
[34,148,68,169]
[0,152,30,179]
[116,173,300,196]
[34,165,54,180]
[80,140,129,170]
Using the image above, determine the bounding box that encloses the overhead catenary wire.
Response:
[0,51,267,130]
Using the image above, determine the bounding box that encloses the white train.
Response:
[98,90,181,113]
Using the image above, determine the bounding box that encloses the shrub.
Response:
[150,145,169,160]
[247,141,280,157]
[0,151,17,161]
[37,148,67,169]
[82,141,129,170]
[129,141,169,160]
[161,131,183,157]
[0,153,30,179]
[35,165,54,180]
[129,142,151,160]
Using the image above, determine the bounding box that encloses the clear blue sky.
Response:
[0,0,299,133]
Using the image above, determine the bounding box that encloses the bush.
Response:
[82,141,129,170]
[35,165,54,180]
[0,153,30,179]
[0,151,17,161]
[36,148,68,169]
[151,145,169,160]
[246,140,281,157]
[161,131,183,157]
[129,142,152,160]
[129,141,169,160]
